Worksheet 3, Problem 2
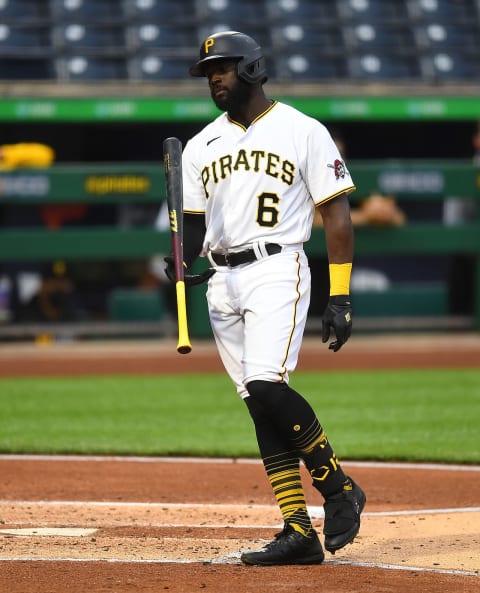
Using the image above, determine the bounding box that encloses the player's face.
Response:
[204,59,251,112]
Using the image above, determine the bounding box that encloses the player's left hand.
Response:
[164,256,215,286]
[321,295,352,352]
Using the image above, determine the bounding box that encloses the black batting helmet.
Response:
[189,30,267,84]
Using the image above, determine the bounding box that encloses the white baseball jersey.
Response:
[182,100,355,255]
[181,100,355,398]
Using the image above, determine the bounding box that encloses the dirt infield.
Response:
[1,333,480,377]
[0,333,479,592]
[0,457,478,593]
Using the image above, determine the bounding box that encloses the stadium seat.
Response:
[266,0,340,24]
[270,24,344,51]
[0,57,56,79]
[58,55,128,80]
[51,0,126,23]
[274,52,348,80]
[337,0,409,23]
[414,23,480,51]
[0,0,50,24]
[127,24,198,54]
[348,53,421,80]
[344,23,415,49]
[195,0,266,24]
[411,0,478,23]
[0,24,52,55]
[53,24,127,54]
[427,50,480,80]
[128,0,197,23]
[128,54,194,80]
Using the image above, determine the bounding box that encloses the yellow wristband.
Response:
[329,263,352,296]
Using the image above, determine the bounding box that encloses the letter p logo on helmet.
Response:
[204,38,215,54]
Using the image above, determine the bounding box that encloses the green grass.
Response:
[0,369,478,463]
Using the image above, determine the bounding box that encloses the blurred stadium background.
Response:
[0,0,479,341]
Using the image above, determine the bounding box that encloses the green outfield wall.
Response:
[0,160,479,332]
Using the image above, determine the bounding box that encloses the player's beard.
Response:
[211,78,252,114]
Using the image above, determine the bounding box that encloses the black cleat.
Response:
[241,524,325,566]
[323,477,366,554]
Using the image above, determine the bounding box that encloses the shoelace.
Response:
[263,524,294,549]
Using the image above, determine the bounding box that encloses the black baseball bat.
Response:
[163,137,192,354]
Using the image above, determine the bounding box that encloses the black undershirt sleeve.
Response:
[183,212,206,268]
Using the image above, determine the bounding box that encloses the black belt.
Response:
[211,244,282,267]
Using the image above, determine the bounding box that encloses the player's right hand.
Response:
[321,295,352,352]
[164,256,215,286]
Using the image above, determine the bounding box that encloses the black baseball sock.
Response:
[246,380,347,498]
[245,396,313,536]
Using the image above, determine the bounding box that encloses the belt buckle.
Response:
[224,253,232,267]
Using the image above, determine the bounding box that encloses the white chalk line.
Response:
[327,559,478,577]
[2,499,479,519]
[0,528,97,537]
[1,500,479,577]
[0,456,478,577]
[0,556,477,577]
[0,454,479,472]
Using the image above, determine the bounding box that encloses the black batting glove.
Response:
[321,295,352,352]
[164,255,215,287]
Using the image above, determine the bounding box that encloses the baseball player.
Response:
[164,31,366,566]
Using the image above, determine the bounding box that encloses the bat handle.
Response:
[175,280,192,354]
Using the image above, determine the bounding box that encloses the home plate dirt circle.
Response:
[0,498,479,569]
[0,335,479,592]
[0,456,478,593]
